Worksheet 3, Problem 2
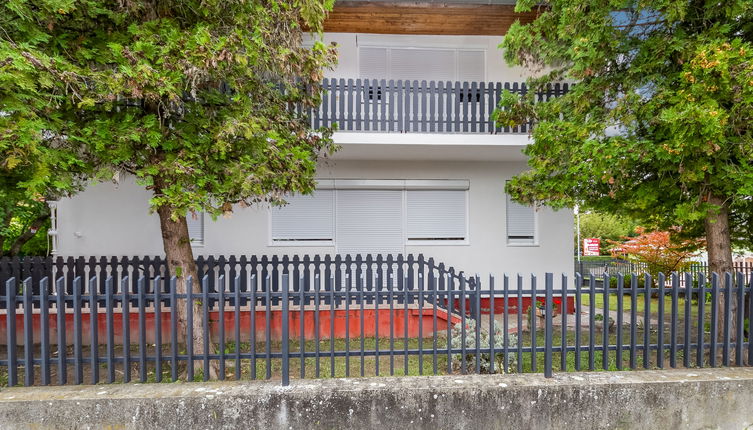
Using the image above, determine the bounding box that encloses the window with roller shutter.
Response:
[406,190,467,241]
[271,191,335,243]
[506,191,536,245]
[269,181,470,250]
[187,212,204,246]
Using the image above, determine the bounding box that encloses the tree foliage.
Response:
[0,81,88,257]
[1,0,337,376]
[578,211,637,254]
[499,0,753,273]
[609,227,704,279]
[2,0,337,221]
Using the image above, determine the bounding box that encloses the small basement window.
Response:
[271,191,335,242]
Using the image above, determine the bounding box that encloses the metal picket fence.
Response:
[1,255,752,387]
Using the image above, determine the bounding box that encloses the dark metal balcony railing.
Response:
[310,79,568,134]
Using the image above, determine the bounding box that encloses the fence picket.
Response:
[23,278,33,386]
[89,277,99,384]
[544,273,553,378]
[40,277,50,385]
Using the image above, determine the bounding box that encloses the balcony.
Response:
[309,79,568,134]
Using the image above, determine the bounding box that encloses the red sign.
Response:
[583,238,601,256]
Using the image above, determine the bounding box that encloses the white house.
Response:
[52,1,574,281]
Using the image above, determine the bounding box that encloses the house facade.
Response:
[52,1,574,281]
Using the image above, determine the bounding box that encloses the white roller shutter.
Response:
[457,51,485,82]
[359,47,388,80]
[359,47,486,82]
[187,212,204,246]
[389,48,455,82]
[407,190,466,240]
[506,193,536,244]
[271,191,334,241]
[336,190,404,256]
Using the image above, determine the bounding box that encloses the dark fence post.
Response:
[105,276,115,383]
[40,277,50,385]
[23,277,34,386]
[72,276,83,384]
[544,273,553,378]
[122,276,132,383]
[186,276,194,382]
[170,277,178,382]
[56,277,67,385]
[6,278,17,387]
[218,275,225,380]
[89,276,99,384]
[281,274,290,386]
[153,276,162,382]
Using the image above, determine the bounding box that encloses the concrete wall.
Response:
[55,159,573,279]
[2,368,752,429]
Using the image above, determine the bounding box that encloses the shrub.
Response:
[450,318,518,373]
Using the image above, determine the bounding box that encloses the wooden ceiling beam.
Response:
[323,2,540,35]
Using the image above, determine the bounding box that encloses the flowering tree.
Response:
[610,227,704,279]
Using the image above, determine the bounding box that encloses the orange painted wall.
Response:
[0,307,461,346]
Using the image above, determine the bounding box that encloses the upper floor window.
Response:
[359,47,485,82]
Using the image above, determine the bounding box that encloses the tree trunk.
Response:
[8,212,49,256]
[704,193,735,350]
[154,191,218,379]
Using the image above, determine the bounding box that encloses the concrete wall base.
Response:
[2,368,753,429]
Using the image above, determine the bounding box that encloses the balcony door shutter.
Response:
[336,190,404,256]
[389,48,455,82]
[359,47,388,80]
[506,193,536,244]
[407,190,466,240]
[457,51,485,82]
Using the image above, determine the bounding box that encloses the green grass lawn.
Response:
[580,292,713,320]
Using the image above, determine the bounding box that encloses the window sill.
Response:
[406,240,470,246]
[269,241,336,248]
[506,242,540,247]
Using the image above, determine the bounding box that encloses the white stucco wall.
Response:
[56,159,573,280]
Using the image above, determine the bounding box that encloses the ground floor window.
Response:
[505,190,536,245]
[270,180,469,252]
[270,190,335,243]
[187,212,205,246]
